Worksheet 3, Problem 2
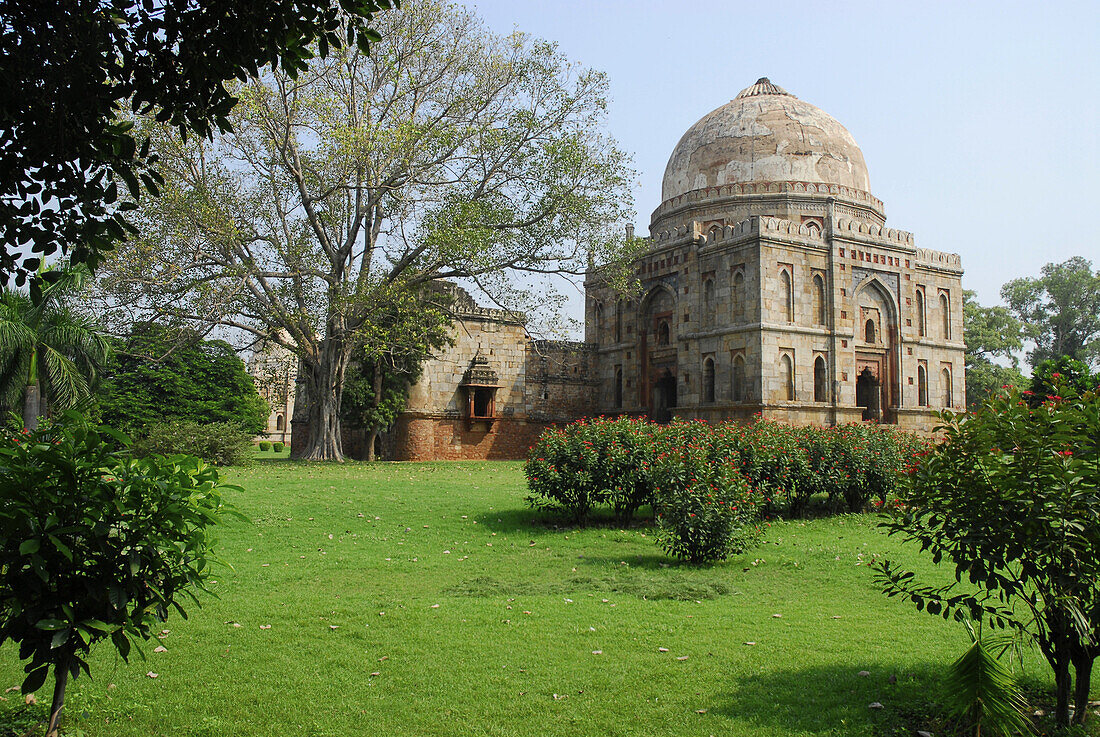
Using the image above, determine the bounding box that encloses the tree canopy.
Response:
[95,0,641,460]
[98,324,268,436]
[1002,257,1100,370]
[962,289,1025,409]
[0,0,392,289]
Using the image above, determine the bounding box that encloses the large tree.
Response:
[0,0,392,289]
[962,289,1026,409]
[1002,257,1100,370]
[98,323,269,437]
[96,0,639,460]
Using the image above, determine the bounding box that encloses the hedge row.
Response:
[524,416,928,561]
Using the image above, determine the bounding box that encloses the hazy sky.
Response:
[463,0,1099,311]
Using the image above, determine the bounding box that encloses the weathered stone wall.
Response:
[525,340,597,422]
[389,415,551,461]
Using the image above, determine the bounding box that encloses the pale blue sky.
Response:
[464,0,1100,310]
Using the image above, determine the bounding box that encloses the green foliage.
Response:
[0,0,393,286]
[98,0,639,461]
[341,285,453,450]
[0,412,236,715]
[0,265,111,427]
[874,380,1100,727]
[258,441,272,452]
[963,289,1026,409]
[942,623,1033,737]
[133,420,254,467]
[525,417,924,566]
[1028,355,1098,401]
[1001,257,1100,370]
[272,442,284,453]
[98,324,268,437]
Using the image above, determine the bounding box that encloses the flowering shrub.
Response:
[650,422,760,562]
[524,417,657,523]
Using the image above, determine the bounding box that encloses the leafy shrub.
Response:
[272,441,285,453]
[133,420,253,466]
[0,412,237,732]
[258,441,272,452]
[875,380,1100,727]
[525,417,657,523]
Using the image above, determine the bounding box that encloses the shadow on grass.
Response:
[474,506,657,535]
[710,662,947,736]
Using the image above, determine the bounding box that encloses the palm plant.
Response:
[0,266,111,429]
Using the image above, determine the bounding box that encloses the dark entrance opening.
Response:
[652,370,677,424]
[856,367,880,421]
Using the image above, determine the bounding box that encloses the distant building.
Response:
[248,339,296,445]
[584,78,965,430]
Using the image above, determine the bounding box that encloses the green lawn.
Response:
[0,461,1089,736]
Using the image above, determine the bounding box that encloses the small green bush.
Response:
[272,441,285,453]
[133,420,253,466]
[258,441,272,452]
[0,412,237,729]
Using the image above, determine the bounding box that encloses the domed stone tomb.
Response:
[662,78,871,202]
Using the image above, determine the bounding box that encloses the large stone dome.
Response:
[661,78,871,203]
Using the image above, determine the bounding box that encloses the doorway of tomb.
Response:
[856,367,880,421]
[652,369,677,424]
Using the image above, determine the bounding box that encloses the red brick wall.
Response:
[390,415,551,461]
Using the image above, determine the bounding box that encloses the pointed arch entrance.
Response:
[853,278,899,424]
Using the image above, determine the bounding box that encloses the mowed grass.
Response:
[0,461,1085,736]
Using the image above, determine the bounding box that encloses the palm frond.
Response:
[943,633,1034,736]
[39,344,90,410]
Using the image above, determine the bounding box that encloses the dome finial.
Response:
[736,77,792,99]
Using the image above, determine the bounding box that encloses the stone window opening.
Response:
[732,269,744,321]
[813,356,827,402]
[703,278,715,327]
[812,274,826,326]
[940,292,951,339]
[702,357,715,403]
[942,366,953,408]
[915,288,926,337]
[865,319,876,343]
[780,268,794,323]
[276,414,285,432]
[657,320,670,346]
[615,299,625,343]
[614,366,623,408]
[918,363,928,406]
[780,353,795,401]
[460,354,500,427]
[731,354,746,402]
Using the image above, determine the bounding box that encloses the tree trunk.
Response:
[23,383,40,431]
[301,338,350,461]
[366,427,380,462]
[1053,654,1073,728]
[365,359,384,462]
[1071,648,1095,725]
[46,654,72,737]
